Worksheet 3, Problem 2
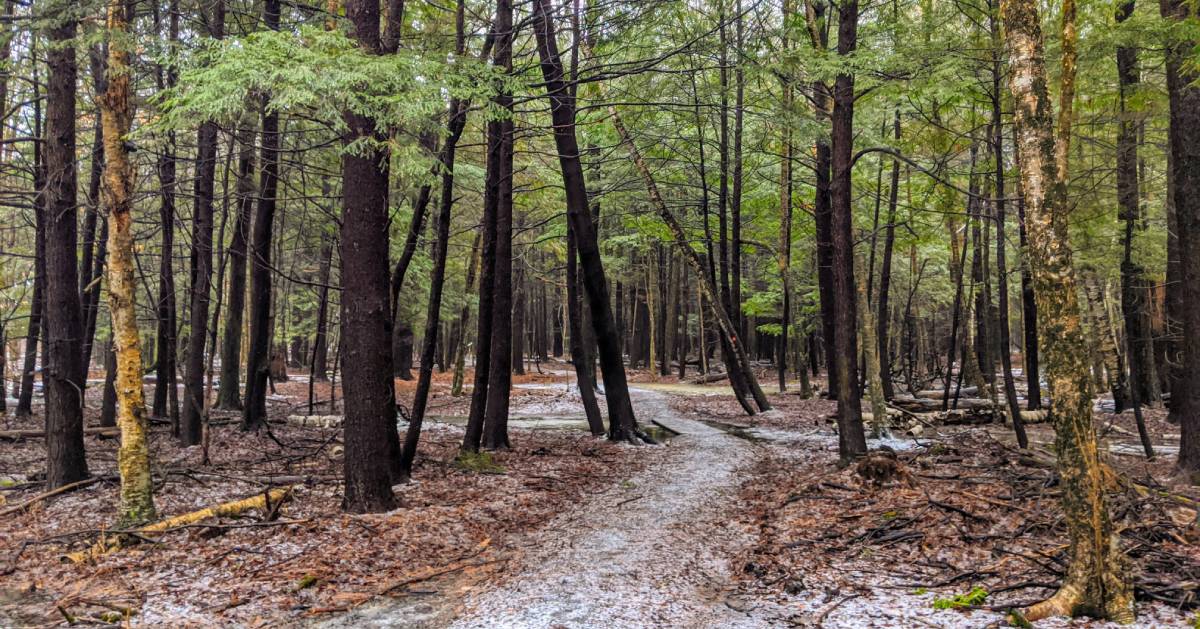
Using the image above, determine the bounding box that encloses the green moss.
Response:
[455,451,506,474]
[912,587,928,595]
[0,478,16,487]
[296,574,320,590]
[932,586,987,610]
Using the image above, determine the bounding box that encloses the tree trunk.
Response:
[100,0,156,524]
[830,0,867,461]
[990,0,1028,448]
[242,0,280,431]
[340,0,397,513]
[534,0,644,440]
[182,1,224,446]
[399,0,469,472]
[80,47,107,376]
[1013,126,1042,410]
[1001,0,1134,619]
[16,109,44,419]
[1163,0,1200,470]
[609,109,769,415]
[876,110,900,401]
[481,0,516,451]
[450,232,482,398]
[43,3,88,488]
[217,122,255,408]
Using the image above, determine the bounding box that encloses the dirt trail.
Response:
[441,387,771,628]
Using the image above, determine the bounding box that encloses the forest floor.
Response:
[2,362,1200,627]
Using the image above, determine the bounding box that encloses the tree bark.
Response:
[1163,0,1200,471]
[340,0,397,513]
[990,0,1028,448]
[182,1,224,446]
[535,0,645,440]
[481,0,516,451]
[830,0,867,461]
[217,122,255,408]
[80,46,107,376]
[43,2,88,487]
[101,0,156,524]
[1001,0,1134,619]
[242,0,280,431]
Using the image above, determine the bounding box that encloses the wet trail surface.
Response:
[445,387,770,628]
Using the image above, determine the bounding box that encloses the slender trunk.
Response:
[80,47,107,375]
[480,0,516,451]
[731,0,745,340]
[535,1,644,440]
[1014,126,1042,409]
[312,238,333,382]
[876,110,900,400]
[451,233,482,397]
[1002,0,1134,619]
[341,0,397,513]
[990,1,1027,448]
[101,0,155,524]
[183,1,224,446]
[830,0,867,461]
[399,0,468,472]
[216,122,255,408]
[16,116,44,418]
[44,3,88,487]
[242,0,279,431]
[609,109,770,415]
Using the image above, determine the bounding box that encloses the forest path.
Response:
[443,387,770,628]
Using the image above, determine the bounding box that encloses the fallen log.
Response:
[66,487,294,563]
[0,475,114,518]
[915,386,979,399]
[687,372,729,385]
[287,415,343,428]
[0,426,120,441]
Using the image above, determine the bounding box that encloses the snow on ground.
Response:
[444,388,776,628]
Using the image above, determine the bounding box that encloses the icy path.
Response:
[446,387,764,629]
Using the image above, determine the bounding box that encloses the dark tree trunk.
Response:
[990,1,1028,448]
[341,0,397,513]
[830,0,867,461]
[312,239,333,381]
[389,132,438,381]
[876,110,900,401]
[1014,125,1042,410]
[99,338,117,427]
[44,8,88,487]
[17,121,45,418]
[182,1,224,446]
[399,0,469,473]
[1163,0,1200,471]
[534,0,642,440]
[217,122,255,408]
[731,0,745,341]
[482,0,515,450]
[462,125,500,452]
[242,0,280,431]
[511,261,526,376]
[79,47,107,375]
[567,210,605,435]
[1116,0,1159,412]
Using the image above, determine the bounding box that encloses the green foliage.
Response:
[455,451,505,475]
[932,586,988,610]
[157,27,498,155]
